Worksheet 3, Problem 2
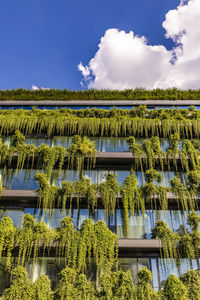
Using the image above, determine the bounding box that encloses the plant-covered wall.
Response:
[1,107,200,137]
[2,262,200,299]
[0,132,96,176]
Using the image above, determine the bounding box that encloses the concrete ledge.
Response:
[0,100,200,106]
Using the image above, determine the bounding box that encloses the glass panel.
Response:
[118,258,138,282]
[6,170,40,190]
[171,210,184,234]
[79,209,89,228]
[135,171,143,187]
[24,208,35,216]
[145,210,153,239]
[116,171,130,186]
[25,137,51,147]
[5,210,23,228]
[158,259,179,287]
[116,210,146,238]
[97,209,108,225]
[138,258,149,270]
[72,209,78,228]
[0,209,4,221]
[52,137,72,148]
[153,210,173,231]
[151,259,159,291]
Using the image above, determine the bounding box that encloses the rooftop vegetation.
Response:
[0,88,200,100]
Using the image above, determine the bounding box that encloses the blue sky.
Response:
[0,0,188,90]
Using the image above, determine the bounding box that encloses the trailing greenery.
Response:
[34,169,200,239]
[55,266,96,300]
[0,131,96,177]
[152,220,179,263]
[181,270,200,300]
[2,260,200,299]
[153,211,200,262]
[17,214,54,265]
[137,267,158,300]
[0,217,16,270]
[100,269,136,299]
[141,169,168,211]
[2,107,200,138]
[0,215,118,276]
[121,170,143,236]
[3,266,52,300]
[1,88,200,100]
[67,135,96,172]
[160,274,188,300]
[99,172,120,216]
[3,266,33,300]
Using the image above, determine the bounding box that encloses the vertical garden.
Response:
[0,105,200,299]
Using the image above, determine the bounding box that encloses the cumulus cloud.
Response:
[32,85,49,91]
[78,0,200,90]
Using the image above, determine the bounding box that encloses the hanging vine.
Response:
[67,135,96,173]
[99,172,120,216]
[141,169,168,211]
[56,216,78,268]
[121,170,143,237]
[0,217,15,270]
[34,172,58,213]
[152,220,179,263]
[136,267,158,300]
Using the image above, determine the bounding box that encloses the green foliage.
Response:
[100,269,136,300]
[152,221,179,262]
[137,267,158,300]
[1,88,200,100]
[3,266,33,300]
[67,135,96,172]
[141,170,168,211]
[34,172,58,212]
[1,107,200,138]
[181,270,200,300]
[99,172,120,216]
[56,216,77,267]
[0,132,96,180]
[170,177,194,211]
[121,171,142,236]
[17,214,54,265]
[56,266,96,300]
[32,275,52,300]
[161,274,188,300]
[0,217,15,270]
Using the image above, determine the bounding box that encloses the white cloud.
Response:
[78,0,200,90]
[32,85,49,90]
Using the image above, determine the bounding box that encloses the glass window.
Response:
[25,138,51,147]
[6,170,40,190]
[5,209,23,228]
[24,208,35,216]
[78,209,89,228]
[151,259,159,291]
[0,209,4,221]
[171,210,184,234]
[116,210,146,239]
[52,137,72,148]
[153,210,173,231]
[118,258,138,282]
[158,259,179,287]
